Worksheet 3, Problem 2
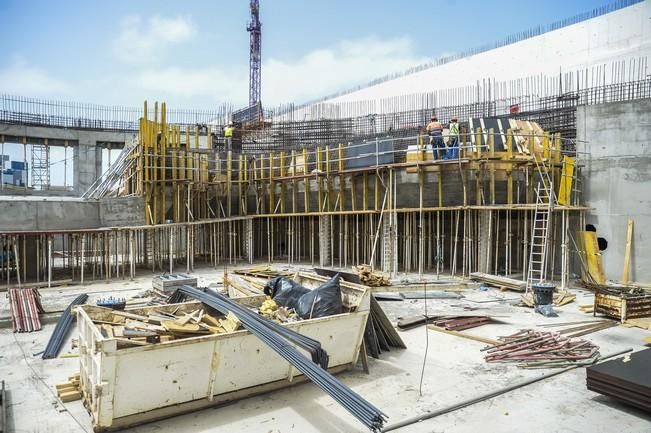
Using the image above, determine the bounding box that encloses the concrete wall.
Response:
[0,197,100,230]
[0,196,145,231]
[99,197,145,227]
[577,98,651,282]
[318,2,651,106]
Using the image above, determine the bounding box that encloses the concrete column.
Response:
[74,134,102,195]
[381,213,396,275]
[318,215,330,267]
[478,211,490,273]
[243,218,254,264]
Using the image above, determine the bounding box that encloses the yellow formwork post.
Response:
[303,148,309,213]
[489,128,495,205]
[362,172,368,211]
[268,152,275,214]
[227,151,232,217]
[316,147,323,212]
[553,133,562,164]
[279,151,286,213]
[543,132,550,161]
[243,155,248,215]
[160,102,167,224]
[194,126,200,184]
[325,145,333,211]
[475,127,482,159]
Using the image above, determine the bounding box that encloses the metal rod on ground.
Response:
[381,348,633,432]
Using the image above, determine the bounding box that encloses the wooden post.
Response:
[622,219,634,284]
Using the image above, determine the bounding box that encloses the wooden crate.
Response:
[594,289,651,323]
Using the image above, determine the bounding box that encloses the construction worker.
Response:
[447,117,460,159]
[426,116,444,159]
[223,123,234,150]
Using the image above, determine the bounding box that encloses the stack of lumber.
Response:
[364,297,406,358]
[579,304,594,314]
[587,348,651,412]
[233,266,292,279]
[482,330,600,368]
[56,374,82,402]
[90,306,243,349]
[353,264,391,287]
[470,272,526,291]
[520,289,576,307]
[227,275,264,297]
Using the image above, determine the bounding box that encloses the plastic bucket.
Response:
[532,283,555,306]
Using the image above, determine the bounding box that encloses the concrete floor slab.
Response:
[1,266,650,433]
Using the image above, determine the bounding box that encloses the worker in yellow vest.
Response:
[447,117,459,159]
[224,123,234,150]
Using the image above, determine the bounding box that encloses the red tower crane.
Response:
[247,0,262,106]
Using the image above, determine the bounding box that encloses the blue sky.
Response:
[0,0,608,108]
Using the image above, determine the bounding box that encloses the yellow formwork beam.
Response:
[557,156,575,206]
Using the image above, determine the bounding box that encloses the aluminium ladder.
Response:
[526,157,555,292]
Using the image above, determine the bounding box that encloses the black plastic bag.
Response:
[264,276,310,309]
[295,274,343,319]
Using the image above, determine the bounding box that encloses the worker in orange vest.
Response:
[426,116,444,160]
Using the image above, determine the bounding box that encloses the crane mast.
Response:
[247,0,262,106]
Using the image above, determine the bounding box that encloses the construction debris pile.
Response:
[482,329,601,368]
[353,265,391,287]
[86,303,245,348]
[8,287,44,332]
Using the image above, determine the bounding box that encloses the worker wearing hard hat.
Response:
[426,116,444,160]
[447,117,460,159]
[224,123,234,150]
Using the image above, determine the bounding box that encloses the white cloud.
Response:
[0,62,71,97]
[262,36,429,104]
[112,15,195,65]
[125,36,429,107]
[0,36,429,108]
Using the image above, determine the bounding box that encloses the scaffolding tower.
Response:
[31,143,50,190]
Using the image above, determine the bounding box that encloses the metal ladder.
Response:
[526,156,555,292]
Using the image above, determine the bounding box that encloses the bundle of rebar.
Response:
[8,288,44,332]
[482,330,599,366]
[42,294,88,359]
[178,286,387,431]
[82,135,138,199]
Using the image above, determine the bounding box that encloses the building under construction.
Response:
[1,1,651,433]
